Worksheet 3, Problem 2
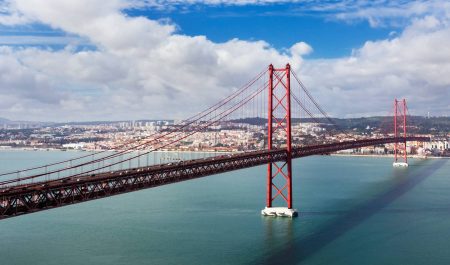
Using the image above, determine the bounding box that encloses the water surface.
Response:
[0,151,449,265]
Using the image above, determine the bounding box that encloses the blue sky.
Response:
[0,0,448,121]
[0,2,395,57]
[129,3,393,58]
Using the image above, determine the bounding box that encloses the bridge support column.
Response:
[262,63,298,218]
[393,98,408,167]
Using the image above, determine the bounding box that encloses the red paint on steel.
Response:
[266,64,293,209]
[0,137,429,220]
[267,64,274,207]
[403,99,407,163]
[394,99,398,161]
[394,99,408,164]
[286,64,293,209]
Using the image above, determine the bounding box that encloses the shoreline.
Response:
[0,147,448,159]
[330,153,449,159]
[0,147,235,154]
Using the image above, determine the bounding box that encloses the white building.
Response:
[62,143,85,150]
[424,139,449,151]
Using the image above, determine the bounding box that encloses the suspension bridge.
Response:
[0,64,429,219]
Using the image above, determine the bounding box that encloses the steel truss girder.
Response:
[0,136,428,220]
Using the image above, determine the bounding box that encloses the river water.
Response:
[0,150,449,265]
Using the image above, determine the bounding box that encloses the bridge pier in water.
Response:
[261,63,298,218]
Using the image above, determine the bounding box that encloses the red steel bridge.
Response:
[0,64,429,220]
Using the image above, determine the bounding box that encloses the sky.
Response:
[0,0,449,122]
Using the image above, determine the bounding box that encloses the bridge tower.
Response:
[393,98,408,167]
[261,64,298,217]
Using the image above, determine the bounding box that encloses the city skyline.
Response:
[0,0,449,122]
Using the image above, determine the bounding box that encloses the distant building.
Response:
[62,143,85,150]
[424,139,449,151]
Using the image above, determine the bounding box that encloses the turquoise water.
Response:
[0,151,449,265]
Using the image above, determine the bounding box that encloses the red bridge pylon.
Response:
[261,64,298,217]
[393,98,408,167]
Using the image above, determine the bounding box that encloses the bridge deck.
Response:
[0,136,429,220]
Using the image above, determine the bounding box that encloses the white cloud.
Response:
[290,42,313,56]
[300,15,450,117]
[332,0,450,27]
[0,0,297,121]
[128,0,302,9]
[128,0,450,29]
[0,35,88,46]
[0,0,30,25]
[0,0,448,121]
